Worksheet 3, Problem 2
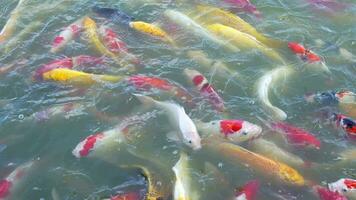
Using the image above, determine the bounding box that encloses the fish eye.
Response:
[188,140,192,144]
[342,189,347,192]
[242,131,248,135]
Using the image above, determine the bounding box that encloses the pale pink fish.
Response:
[30,102,85,122]
[0,161,35,200]
[224,0,261,18]
[50,17,85,53]
[307,0,349,12]
[183,68,225,112]
[313,185,348,200]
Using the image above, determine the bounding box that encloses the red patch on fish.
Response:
[73,55,104,66]
[271,122,321,149]
[70,24,81,36]
[315,186,347,200]
[52,36,64,47]
[192,75,204,86]
[103,28,128,53]
[79,132,104,157]
[235,180,260,200]
[344,179,356,190]
[0,180,12,198]
[110,192,140,200]
[288,42,306,54]
[220,120,243,136]
[288,42,321,63]
[128,75,173,91]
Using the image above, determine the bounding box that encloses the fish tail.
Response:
[261,38,287,49]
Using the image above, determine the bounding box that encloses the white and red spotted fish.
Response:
[195,119,262,143]
[50,17,85,53]
[328,178,356,200]
[0,160,35,200]
[183,68,225,112]
[332,113,356,140]
[313,185,348,200]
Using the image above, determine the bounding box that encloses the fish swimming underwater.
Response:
[328,178,356,200]
[92,6,134,25]
[332,113,356,140]
[129,21,175,46]
[234,180,260,200]
[224,0,261,18]
[313,185,348,200]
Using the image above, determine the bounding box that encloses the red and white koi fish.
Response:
[224,0,261,18]
[332,114,356,140]
[314,185,348,200]
[195,119,262,143]
[183,68,225,112]
[263,119,321,149]
[50,17,85,53]
[288,42,330,73]
[33,55,104,80]
[235,180,260,200]
[127,75,193,104]
[134,94,202,150]
[0,160,35,200]
[329,178,356,200]
[305,90,355,105]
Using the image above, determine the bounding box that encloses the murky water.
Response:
[0,0,355,199]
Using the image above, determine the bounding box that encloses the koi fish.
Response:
[338,148,356,162]
[41,68,122,86]
[314,185,348,200]
[329,178,356,200]
[332,114,356,140]
[183,68,225,112]
[206,141,305,186]
[193,5,284,48]
[134,94,201,150]
[127,75,193,104]
[173,152,200,200]
[186,50,235,77]
[288,42,330,73]
[235,180,260,200]
[195,119,262,143]
[34,55,104,80]
[0,0,28,43]
[224,0,261,18]
[129,21,175,45]
[50,17,84,53]
[265,120,321,150]
[102,192,140,200]
[163,9,240,52]
[0,160,35,200]
[250,138,311,168]
[98,26,141,66]
[92,7,134,26]
[307,0,348,12]
[256,67,292,121]
[207,24,285,63]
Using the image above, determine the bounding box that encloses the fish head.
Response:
[220,120,262,142]
[329,179,356,195]
[235,180,260,200]
[306,91,338,105]
[184,131,202,150]
[288,42,306,54]
[314,185,348,200]
[72,132,105,158]
[340,117,356,136]
[183,68,207,89]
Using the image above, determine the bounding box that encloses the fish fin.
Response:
[0,144,7,152]
[166,131,180,141]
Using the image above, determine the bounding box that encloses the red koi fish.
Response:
[235,180,260,200]
[329,178,356,199]
[267,121,321,149]
[288,42,322,63]
[33,55,104,80]
[50,17,85,53]
[313,185,348,200]
[332,114,356,140]
[224,0,261,18]
[183,68,225,112]
[127,75,194,105]
[0,161,35,199]
[107,192,140,200]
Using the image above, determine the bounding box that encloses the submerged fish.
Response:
[224,0,261,18]
[41,68,122,85]
[266,121,321,150]
[0,160,35,200]
[332,113,356,140]
[235,180,260,200]
[207,24,285,63]
[0,0,28,43]
[34,55,104,80]
[134,94,202,150]
[256,67,293,121]
[129,21,175,45]
[288,42,330,73]
[329,178,356,200]
[338,148,356,162]
[206,141,305,186]
[313,185,348,200]
[195,119,262,143]
[193,5,284,48]
[183,68,225,112]
[92,7,134,25]
[307,0,348,12]
[163,9,239,52]
[172,152,200,200]
[127,75,193,104]
[50,17,85,53]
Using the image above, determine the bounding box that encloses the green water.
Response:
[0,0,355,199]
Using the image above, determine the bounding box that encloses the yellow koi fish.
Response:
[194,5,285,48]
[129,21,176,46]
[0,0,27,43]
[206,141,305,186]
[42,68,122,85]
[207,24,285,63]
